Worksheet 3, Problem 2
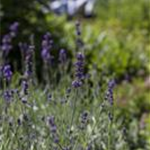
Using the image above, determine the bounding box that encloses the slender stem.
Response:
[108,120,112,150]
[70,89,78,131]
[57,143,64,150]
[108,105,114,150]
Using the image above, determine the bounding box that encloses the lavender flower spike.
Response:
[59,49,67,64]
[1,34,12,56]
[72,52,85,88]
[9,22,19,37]
[3,90,13,103]
[1,22,19,57]
[106,79,116,105]
[48,116,59,143]
[41,32,53,64]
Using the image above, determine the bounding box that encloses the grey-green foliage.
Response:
[0,68,129,150]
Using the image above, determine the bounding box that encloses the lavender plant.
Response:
[0,22,131,150]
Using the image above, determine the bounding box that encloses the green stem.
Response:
[70,89,78,131]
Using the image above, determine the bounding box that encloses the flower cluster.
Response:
[72,52,85,88]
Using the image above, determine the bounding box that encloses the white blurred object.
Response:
[85,0,95,16]
[47,0,96,16]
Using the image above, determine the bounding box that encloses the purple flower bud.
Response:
[3,64,13,81]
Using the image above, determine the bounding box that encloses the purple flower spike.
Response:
[3,65,13,81]
[86,144,92,150]
[77,52,84,60]
[19,42,29,54]
[59,49,67,64]
[72,52,85,88]
[1,22,19,57]
[2,34,11,43]
[80,111,89,128]
[72,80,82,88]
[75,53,84,80]
[24,45,34,78]
[108,79,116,89]
[3,90,14,103]
[75,20,84,48]
[75,20,81,36]
[41,32,54,64]
[9,22,19,37]
[1,34,12,55]
[22,80,28,95]
[106,79,116,105]
[48,116,59,144]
